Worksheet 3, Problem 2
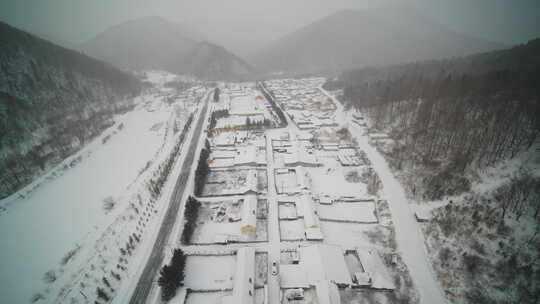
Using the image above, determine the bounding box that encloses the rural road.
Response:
[129,92,210,304]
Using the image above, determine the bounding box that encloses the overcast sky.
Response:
[1,0,540,56]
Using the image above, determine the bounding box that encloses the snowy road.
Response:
[320,87,447,304]
[265,130,282,304]
[128,91,210,304]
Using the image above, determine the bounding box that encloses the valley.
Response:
[1,3,539,304]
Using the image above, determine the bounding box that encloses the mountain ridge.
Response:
[250,6,505,74]
[0,21,141,199]
[81,16,253,80]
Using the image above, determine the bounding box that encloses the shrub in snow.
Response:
[111,271,121,281]
[345,170,361,183]
[96,287,110,302]
[158,248,186,302]
[43,270,56,283]
[194,142,210,196]
[366,170,382,196]
[101,134,112,144]
[213,87,220,102]
[102,196,116,213]
[30,293,45,303]
[102,277,111,288]
[61,245,81,265]
[208,109,229,132]
[462,253,482,275]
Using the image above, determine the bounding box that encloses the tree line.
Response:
[180,196,202,244]
[329,39,540,201]
[194,140,210,196]
[258,81,288,127]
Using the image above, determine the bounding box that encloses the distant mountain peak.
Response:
[81,17,252,80]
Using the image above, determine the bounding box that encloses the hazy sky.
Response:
[1,0,540,56]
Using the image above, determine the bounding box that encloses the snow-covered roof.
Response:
[241,194,257,233]
[414,209,431,222]
[354,272,372,286]
[337,154,361,166]
[214,233,229,244]
[319,195,333,205]
[296,131,314,141]
[321,144,339,151]
[212,149,236,159]
[368,133,389,140]
[305,228,324,240]
[300,245,352,286]
[356,249,395,290]
[279,264,309,289]
[243,170,259,194]
[295,167,310,190]
[299,195,319,229]
[284,141,320,167]
[213,132,236,146]
[223,247,255,304]
[229,95,263,116]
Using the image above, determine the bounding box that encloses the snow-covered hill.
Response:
[0,71,202,304]
[0,21,141,200]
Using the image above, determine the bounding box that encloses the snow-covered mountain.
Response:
[0,21,141,199]
[81,16,253,80]
[250,5,505,74]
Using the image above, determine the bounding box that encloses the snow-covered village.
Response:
[1,2,540,304]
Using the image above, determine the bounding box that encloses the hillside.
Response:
[251,6,504,74]
[327,39,540,303]
[81,17,253,80]
[0,21,141,199]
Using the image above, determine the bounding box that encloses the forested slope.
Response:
[0,22,141,199]
[328,39,540,193]
[327,39,540,303]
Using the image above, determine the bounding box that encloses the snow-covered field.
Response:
[0,71,199,303]
[184,255,236,290]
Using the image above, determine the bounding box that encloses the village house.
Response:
[222,247,256,304]
[240,194,257,235]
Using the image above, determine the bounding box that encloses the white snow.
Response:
[0,71,198,304]
[320,85,447,303]
[318,201,378,223]
[184,255,236,290]
[300,244,352,286]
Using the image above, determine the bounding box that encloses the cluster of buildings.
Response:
[265,78,337,130]
[210,132,267,168]
[179,79,404,304]
[278,244,395,304]
[213,84,279,130]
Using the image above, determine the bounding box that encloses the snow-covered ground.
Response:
[1,76,447,304]
[171,79,419,304]
[0,71,198,303]
[320,85,447,304]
